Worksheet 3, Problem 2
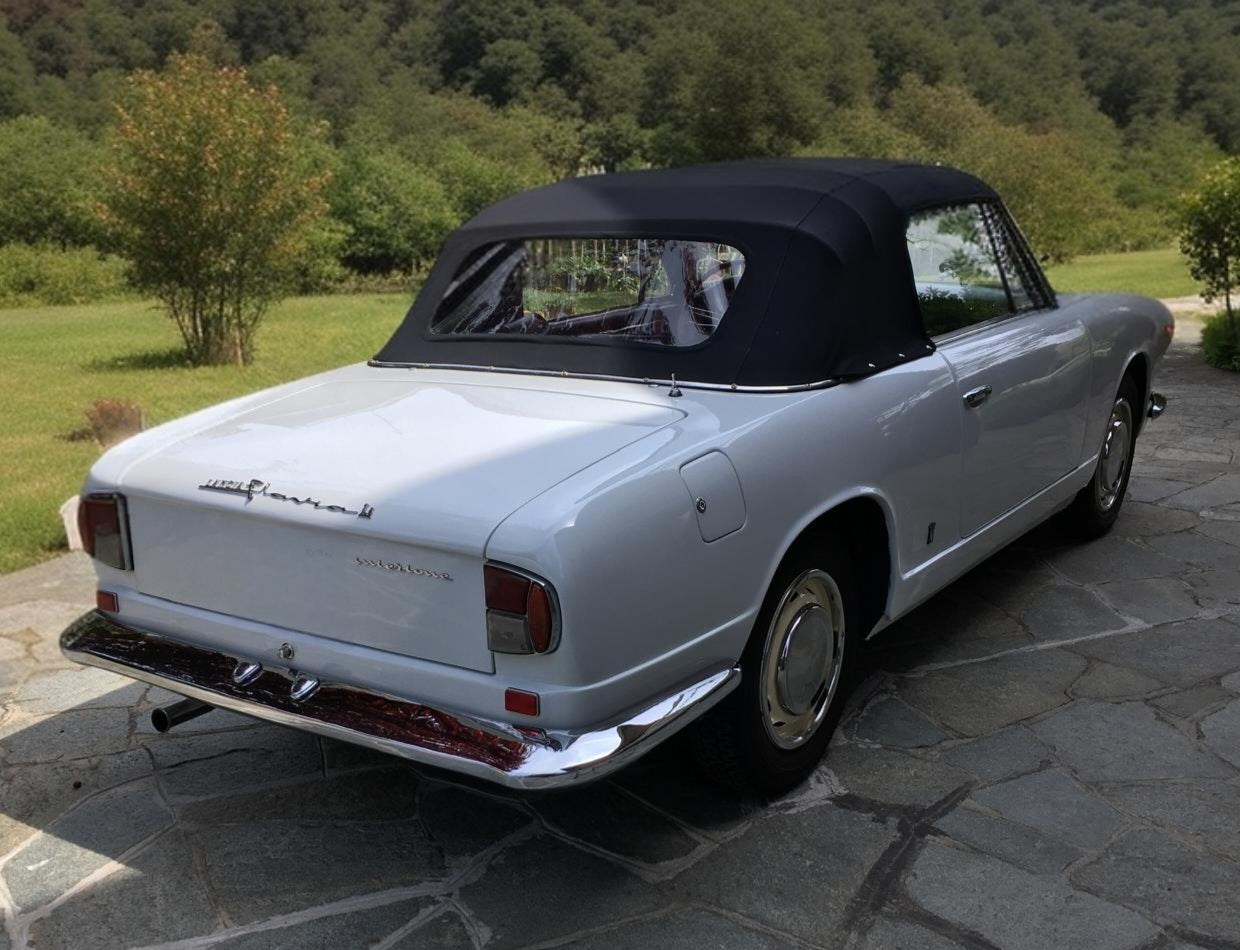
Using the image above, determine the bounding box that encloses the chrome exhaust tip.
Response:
[1148,392,1167,420]
[151,697,213,733]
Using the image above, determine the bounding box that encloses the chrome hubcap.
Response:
[1096,397,1133,512]
[760,569,846,749]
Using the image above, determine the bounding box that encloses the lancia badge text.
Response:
[199,478,375,519]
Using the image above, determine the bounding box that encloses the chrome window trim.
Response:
[367,359,844,393]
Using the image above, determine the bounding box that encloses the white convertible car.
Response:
[62,159,1172,794]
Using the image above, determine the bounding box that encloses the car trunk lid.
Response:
[117,376,683,672]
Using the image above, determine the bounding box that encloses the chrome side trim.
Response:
[1148,392,1167,420]
[366,359,843,394]
[60,611,739,789]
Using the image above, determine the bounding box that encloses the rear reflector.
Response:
[504,689,540,717]
[96,590,119,612]
[78,494,132,570]
[485,563,560,655]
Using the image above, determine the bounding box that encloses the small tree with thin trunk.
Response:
[1180,157,1240,363]
[102,55,327,366]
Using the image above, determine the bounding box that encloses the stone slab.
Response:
[851,697,950,748]
[898,649,1087,738]
[1099,780,1240,861]
[1047,536,1183,585]
[0,749,152,855]
[27,831,222,950]
[179,767,422,824]
[535,783,702,864]
[418,783,532,860]
[1096,576,1204,626]
[211,897,434,950]
[1068,618,1240,689]
[851,917,966,949]
[461,834,670,949]
[1152,684,1234,720]
[1200,697,1240,768]
[1073,829,1240,942]
[187,819,445,925]
[551,907,803,950]
[938,726,1050,783]
[4,777,172,913]
[1033,700,1234,782]
[1070,661,1164,699]
[907,841,1160,950]
[934,805,1083,874]
[670,806,900,947]
[971,768,1124,849]
[13,667,145,715]
[825,744,971,809]
[0,706,133,764]
[144,724,322,797]
[1019,585,1128,641]
[389,908,475,949]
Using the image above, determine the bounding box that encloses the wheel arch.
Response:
[1123,351,1149,433]
[776,493,894,639]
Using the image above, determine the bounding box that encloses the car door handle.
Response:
[963,385,992,409]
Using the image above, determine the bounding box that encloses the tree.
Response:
[102,54,328,366]
[1179,157,1240,355]
[0,116,105,246]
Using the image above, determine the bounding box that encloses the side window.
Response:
[906,203,1012,336]
[981,202,1055,313]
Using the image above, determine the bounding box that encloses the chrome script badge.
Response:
[355,557,453,581]
[199,478,375,519]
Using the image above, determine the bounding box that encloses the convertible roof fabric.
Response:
[373,158,1000,386]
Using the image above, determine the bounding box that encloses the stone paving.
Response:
[1,339,1239,950]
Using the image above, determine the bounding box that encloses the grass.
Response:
[0,293,408,574]
[1045,246,1198,299]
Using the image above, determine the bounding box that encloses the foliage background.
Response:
[0,0,1237,299]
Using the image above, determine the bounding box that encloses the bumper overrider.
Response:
[60,611,739,789]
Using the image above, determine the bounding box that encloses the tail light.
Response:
[484,563,559,655]
[78,493,133,570]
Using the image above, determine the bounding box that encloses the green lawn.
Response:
[1045,247,1198,299]
[0,294,408,574]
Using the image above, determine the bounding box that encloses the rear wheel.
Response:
[1063,375,1140,539]
[692,539,858,796]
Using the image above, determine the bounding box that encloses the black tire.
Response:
[1063,374,1140,539]
[690,537,859,797]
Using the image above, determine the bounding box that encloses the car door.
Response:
[906,202,1090,538]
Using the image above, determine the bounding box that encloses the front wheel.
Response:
[1063,375,1140,539]
[691,540,858,796]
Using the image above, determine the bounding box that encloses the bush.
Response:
[0,244,128,307]
[1202,311,1240,371]
[102,54,329,366]
[0,116,107,248]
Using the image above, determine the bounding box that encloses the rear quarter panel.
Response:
[486,353,962,724]
[1064,292,1174,463]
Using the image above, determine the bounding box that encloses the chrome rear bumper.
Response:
[60,611,739,789]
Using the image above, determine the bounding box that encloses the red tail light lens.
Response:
[484,563,559,655]
[78,493,132,570]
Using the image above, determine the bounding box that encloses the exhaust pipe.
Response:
[151,697,213,733]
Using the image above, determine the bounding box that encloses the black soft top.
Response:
[373,158,1000,387]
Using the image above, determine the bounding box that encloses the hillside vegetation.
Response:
[0,0,1236,290]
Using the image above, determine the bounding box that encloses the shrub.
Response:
[0,244,128,307]
[85,399,145,447]
[1202,311,1240,372]
[1179,156,1240,362]
[0,116,106,248]
[101,54,329,366]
